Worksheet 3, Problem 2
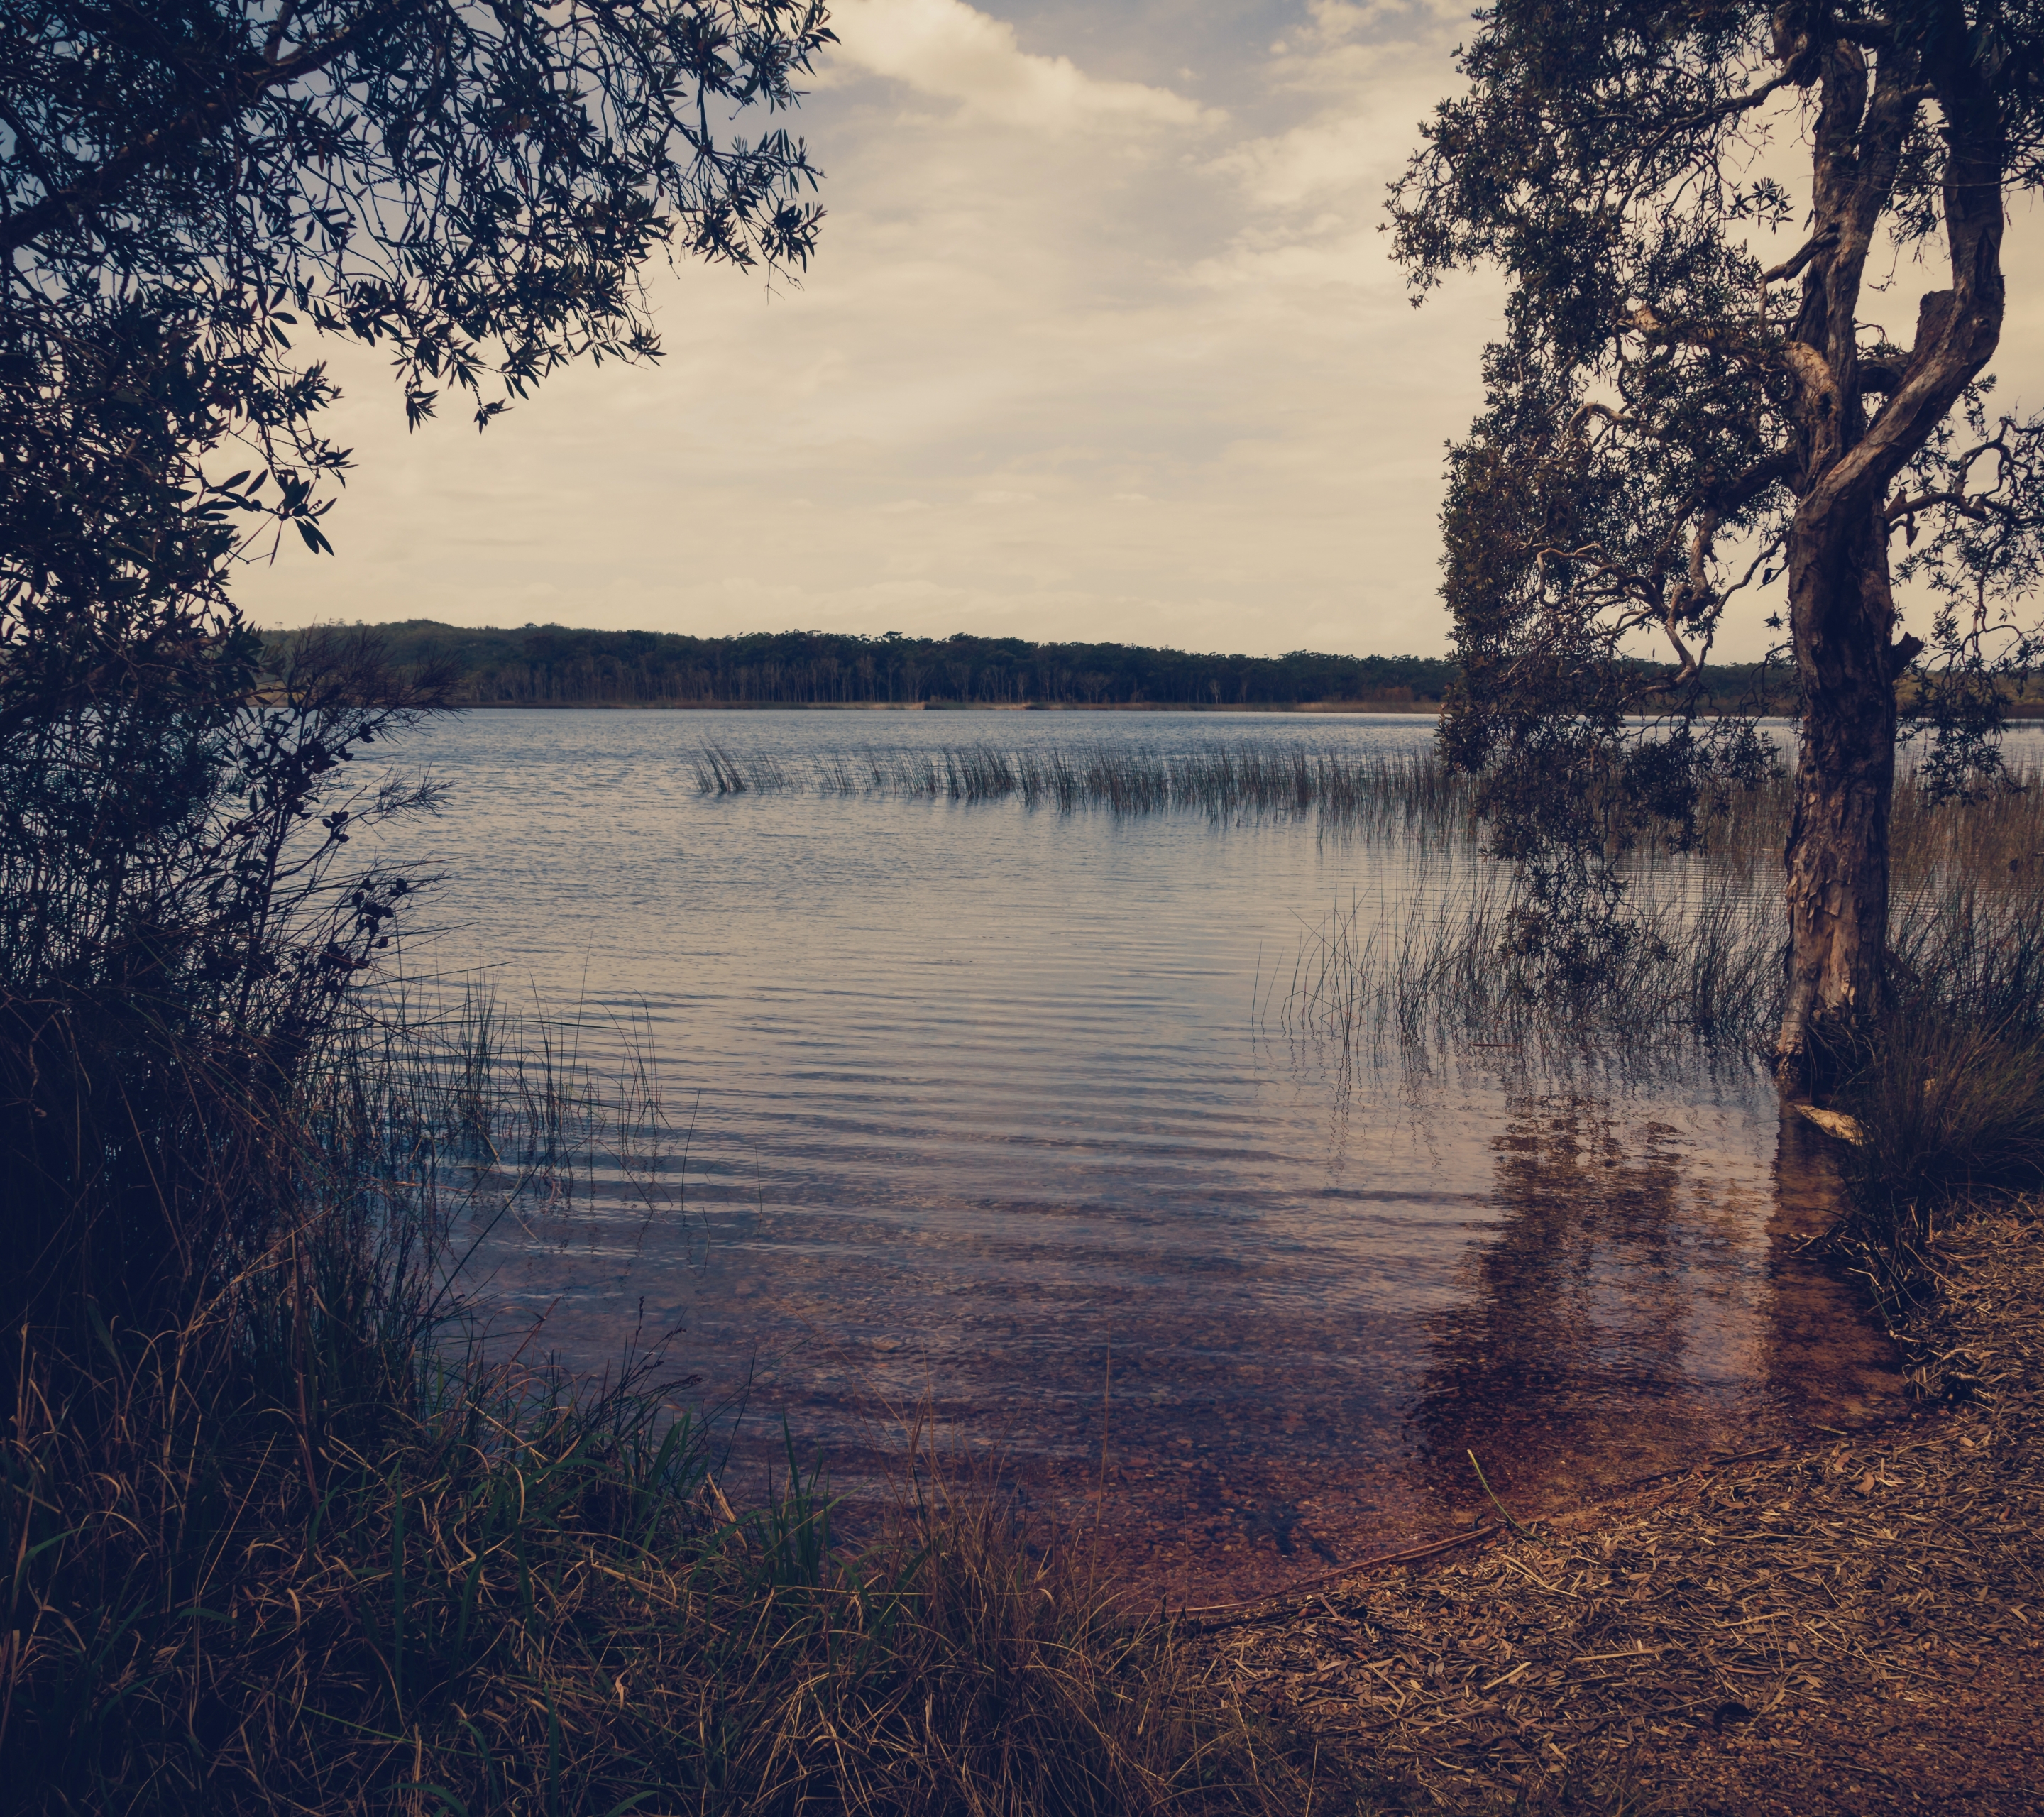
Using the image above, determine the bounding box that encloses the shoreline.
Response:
[445,698,1445,713]
[1204,1197,2044,1813]
[364,700,2044,719]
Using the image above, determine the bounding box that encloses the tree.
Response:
[1,16,835,1788]
[1392,0,2044,1082]
[0,1,830,1341]
[2,0,831,717]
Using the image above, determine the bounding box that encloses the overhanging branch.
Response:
[1,0,412,260]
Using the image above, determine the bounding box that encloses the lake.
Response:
[380,708,1903,1603]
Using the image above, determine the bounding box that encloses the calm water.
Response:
[379,708,1901,1602]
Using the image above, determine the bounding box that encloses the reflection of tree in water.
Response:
[1759,1109,1908,1427]
[1406,1094,1752,1517]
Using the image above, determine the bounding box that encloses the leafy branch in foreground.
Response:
[2,0,833,718]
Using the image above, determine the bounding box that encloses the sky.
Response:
[237,0,2044,660]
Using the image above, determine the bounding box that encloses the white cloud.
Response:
[239,2,2044,669]
[828,0,1217,133]
[238,4,1506,657]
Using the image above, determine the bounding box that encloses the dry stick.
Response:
[290,1224,322,1500]
[1468,1449,1532,1537]
[1180,1524,1503,1621]
[1184,1432,1869,1628]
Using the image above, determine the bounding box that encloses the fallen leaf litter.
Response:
[1192,1201,2044,1811]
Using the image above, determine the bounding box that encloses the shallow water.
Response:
[380,708,1903,1601]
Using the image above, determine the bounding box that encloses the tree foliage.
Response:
[1,0,832,717]
[0,1,830,1340]
[292,620,1470,708]
[1393,0,2044,1056]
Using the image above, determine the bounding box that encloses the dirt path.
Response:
[1198,1204,2044,1813]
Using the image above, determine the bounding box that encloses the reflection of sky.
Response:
[382,710,1901,1600]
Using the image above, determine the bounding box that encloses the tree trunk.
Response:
[1775,497,1899,1086]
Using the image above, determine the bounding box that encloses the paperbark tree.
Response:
[1393,0,2044,1083]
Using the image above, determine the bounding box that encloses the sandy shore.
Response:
[1197,1202,2044,1813]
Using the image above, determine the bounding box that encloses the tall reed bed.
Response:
[1278,744,2044,1047]
[691,737,1477,836]
[316,985,681,1263]
[1280,855,1787,1061]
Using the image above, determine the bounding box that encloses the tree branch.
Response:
[1805,15,2006,526]
[1628,66,1802,166]
[1,1,410,260]
[1761,228,1837,286]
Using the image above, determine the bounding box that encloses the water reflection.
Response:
[566,1080,1906,1606]
[384,710,1904,1604]
[1403,1094,1901,1535]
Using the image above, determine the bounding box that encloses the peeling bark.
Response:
[1777,502,1899,1077]
[1771,22,2007,1083]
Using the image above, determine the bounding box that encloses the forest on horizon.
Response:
[287,621,1806,711]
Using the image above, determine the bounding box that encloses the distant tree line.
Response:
[258,622,1847,711]
[276,622,1464,706]
[284,622,1466,707]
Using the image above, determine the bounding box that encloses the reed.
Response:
[2,985,1339,1816]
[691,737,1480,838]
[1280,742,2044,1043]
[1278,742,2044,1278]
[1281,859,1788,1062]
[691,728,2044,882]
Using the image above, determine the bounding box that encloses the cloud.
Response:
[237,4,1507,657]
[828,0,1218,133]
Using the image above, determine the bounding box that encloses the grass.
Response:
[9,1361,1317,1815]
[2,989,1346,1817]
[690,737,1474,836]
[1275,745,2044,1048]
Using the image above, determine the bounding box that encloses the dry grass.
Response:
[1197,1199,2044,1815]
[1,993,1351,1816]
[4,1357,1341,1816]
